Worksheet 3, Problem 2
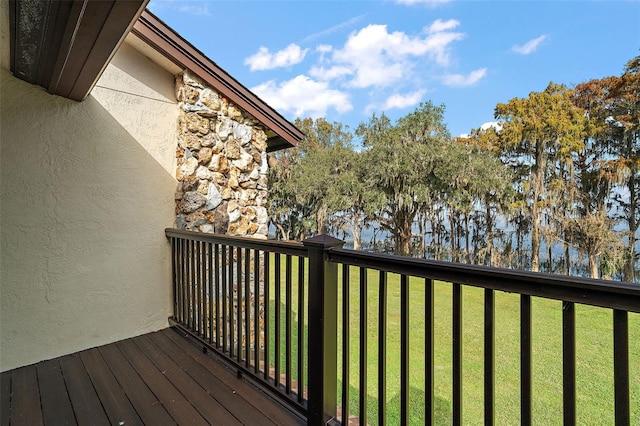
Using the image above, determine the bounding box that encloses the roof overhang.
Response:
[9,0,148,101]
[8,2,302,151]
[131,10,303,151]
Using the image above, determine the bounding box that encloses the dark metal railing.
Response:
[166,228,309,415]
[327,248,639,426]
[166,229,639,426]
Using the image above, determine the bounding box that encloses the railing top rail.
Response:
[327,247,640,313]
[165,228,308,257]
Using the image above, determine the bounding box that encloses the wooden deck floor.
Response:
[0,327,305,425]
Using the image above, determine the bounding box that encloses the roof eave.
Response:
[9,0,148,101]
[132,10,303,151]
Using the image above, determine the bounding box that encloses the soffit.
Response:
[9,0,148,101]
[124,32,182,76]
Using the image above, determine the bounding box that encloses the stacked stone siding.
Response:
[174,70,269,238]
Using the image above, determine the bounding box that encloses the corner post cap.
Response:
[302,234,345,249]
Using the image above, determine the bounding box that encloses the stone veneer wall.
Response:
[174,70,270,238]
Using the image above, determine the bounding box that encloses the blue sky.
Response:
[148,0,639,137]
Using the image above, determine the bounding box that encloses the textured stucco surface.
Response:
[0,0,8,71]
[92,41,177,175]
[0,43,178,371]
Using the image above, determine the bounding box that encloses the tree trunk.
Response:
[449,206,456,262]
[624,173,637,282]
[316,205,329,235]
[564,238,571,276]
[589,252,599,279]
[352,211,362,251]
[401,237,411,256]
[465,212,471,263]
[394,205,418,257]
[422,214,429,258]
[276,223,289,241]
[485,202,493,266]
[399,224,412,257]
[531,198,541,272]
[418,213,425,258]
[432,217,440,260]
[516,219,523,270]
[531,142,546,272]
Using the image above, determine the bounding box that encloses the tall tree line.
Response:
[267,55,639,282]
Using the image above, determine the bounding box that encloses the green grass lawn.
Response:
[265,256,640,425]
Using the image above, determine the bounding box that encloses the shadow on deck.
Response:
[0,327,305,425]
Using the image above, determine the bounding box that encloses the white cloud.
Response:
[480,121,502,132]
[460,121,501,138]
[315,45,334,63]
[365,89,426,114]
[512,35,547,55]
[382,90,426,109]
[309,65,352,81]
[325,22,464,88]
[395,0,453,6]
[421,30,466,66]
[442,68,487,87]
[316,45,333,54]
[244,44,309,71]
[251,75,352,118]
[427,18,459,34]
[178,4,211,15]
[241,17,480,119]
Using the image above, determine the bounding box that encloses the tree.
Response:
[357,102,450,256]
[331,148,383,250]
[606,56,640,281]
[569,77,624,278]
[268,118,355,240]
[454,132,514,266]
[566,210,623,278]
[494,83,585,272]
[571,55,640,281]
[291,118,355,236]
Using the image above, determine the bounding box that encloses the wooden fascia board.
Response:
[9,0,148,102]
[50,0,149,101]
[132,10,302,150]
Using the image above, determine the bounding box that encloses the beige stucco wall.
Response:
[0,36,178,371]
[0,0,8,71]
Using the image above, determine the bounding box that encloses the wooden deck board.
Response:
[36,359,76,425]
[161,329,303,426]
[58,354,110,426]
[153,330,276,426]
[98,343,175,425]
[10,365,43,426]
[1,371,11,425]
[80,348,144,426]
[133,334,242,425]
[116,338,207,424]
[0,327,305,425]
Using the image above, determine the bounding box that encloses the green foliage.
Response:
[266,54,639,281]
[494,82,587,272]
[357,102,453,255]
[268,118,361,239]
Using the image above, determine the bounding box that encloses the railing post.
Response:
[303,234,344,426]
